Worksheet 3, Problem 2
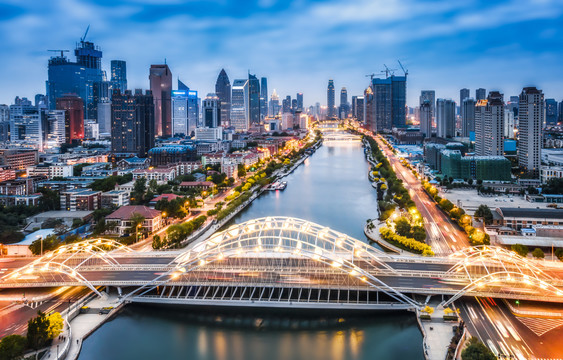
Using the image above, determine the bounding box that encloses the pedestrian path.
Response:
[418,301,461,360]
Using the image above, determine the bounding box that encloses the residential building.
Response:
[0,149,39,170]
[420,90,435,124]
[518,87,544,175]
[44,110,66,148]
[195,127,223,141]
[475,91,504,156]
[149,64,172,137]
[419,100,432,138]
[461,98,475,138]
[105,205,163,235]
[460,88,470,120]
[476,88,486,101]
[0,166,16,182]
[540,166,563,184]
[179,181,215,191]
[101,190,130,208]
[60,188,101,211]
[148,145,197,166]
[436,98,456,138]
[440,150,511,181]
[132,167,176,183]
[117,157,150,170]
[9,100,43,150]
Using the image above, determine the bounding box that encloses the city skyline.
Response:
[1,0,563,107]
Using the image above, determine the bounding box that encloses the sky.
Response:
[1,0,563,108]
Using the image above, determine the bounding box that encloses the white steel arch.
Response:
[131,217,421,307]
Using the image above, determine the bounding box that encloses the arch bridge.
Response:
[2,218,562,310]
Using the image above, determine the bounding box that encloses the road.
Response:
[373,134,470,254]
[458,297,563,359]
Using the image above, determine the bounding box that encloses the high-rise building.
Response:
[177,80,198,134]
[364,86,375,131]
[475,91,504,156]
[56,94,84,144]
[460,88,470,120]
[518,87,544,175]
[0,105,9,142]
[202,93,220,128]
[248,73,260,126]
[9,99,43,150]
[231,79,249,132]
[97,101,111,135]
[215,69,231,127]
[545,98,558,126]
[420,100,432,138]
[47,38,104,120]
[282,95,291,114]
[260,77,268,121]
[559,100,563,125]
[35,94,47,108]
[327,79,335,118]
[111,89,155,158]
[420,90,435,126]
[462,98,475,138]
[149,64,172,137]
[368,76,406,131]
[355,96,365,123]
[351,96,358,118]
[44,110,66,148]
[269,89,280,116]
[504,104,515,139]
[296,93,303,112]
[436,98,456,138]
[476,88,486,101]
[171,90,188,136]
[110,60,127,93]
[339,87,348,119]
[390,76,407,129]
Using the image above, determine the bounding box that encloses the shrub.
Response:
[532,247,544,259]
[379,226,434,255]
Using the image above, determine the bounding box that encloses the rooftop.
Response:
[106,205,161,220]
[497,207,563,220]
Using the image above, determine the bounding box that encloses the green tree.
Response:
[511,244,529,257]
[237,164,246,178]
[28,235,60,256]
[0,334,27,360]
[411,226,427,242]
[394,217,411,237]
[532,247,545,259]
[474,204,493,225]
[128,213,145,239]
[543,177,563,194]
[131,178,147,205]
[439,198,454,212]
[461,337,495,360]
[26,311,50,350]
[555,248,563,261]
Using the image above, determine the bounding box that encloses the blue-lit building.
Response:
[248,74,261,126]
[171,80,199,137]
[367,75,406,132]
[110,60,127,93]
[47,40,105,120]
[148,145,198,166]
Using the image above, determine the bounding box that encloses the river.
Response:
[77,139,424,360]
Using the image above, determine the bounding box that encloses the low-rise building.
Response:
[105,205,163,235]
[179,181,215,191]
[201,153,224,167]
[27,164,73,179]
[0,149,39,170]
[60,188,102,211]
[101,190,130,208]
[541,166,563,184]
[148,145,198,166]
[132,167,176,183]
[0,166,16,182]
[117,157,151,171]
[494,207,563,231]
[172,161,202,176]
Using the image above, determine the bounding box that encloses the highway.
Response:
[372,134,470,254]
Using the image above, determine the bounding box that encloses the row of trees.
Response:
[152,215,207,249]
[422,180,490,246]
[0,311,64,360]
[379,226,434,256]
[511,243,562,260]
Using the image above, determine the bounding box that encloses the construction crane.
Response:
[365,73,376,80]
[47,49,69,57]
[397,60,409,77]
[81,25,90,43]
[382,64,397,78]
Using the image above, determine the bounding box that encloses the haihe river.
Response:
[78,139,424,360]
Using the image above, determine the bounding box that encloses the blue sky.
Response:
[1,0,563,107]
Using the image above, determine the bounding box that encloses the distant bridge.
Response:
[2,217,563,310]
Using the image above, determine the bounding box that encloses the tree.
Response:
[411,226,426,242]
[131,178,147,205]
[28,235,60,256]
[237,164,246,178]
[532,247,545,259]
[394,217,411,237]
[439,198,454,212]
[47,312,64,339]
[555,248,563,261]
[467,178,473,185]
[0,334,27,360]
[27,311,50,350]
[543,177,563,195]
[474,205,493,225]
[128,213,145,238]
[511,244,529,257]
[461,337,495,360]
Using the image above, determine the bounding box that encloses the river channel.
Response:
[77,139,424,360]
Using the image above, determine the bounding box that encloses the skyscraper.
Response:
[460,88,470,120]
[269,89,280,116]
[390,76,407,128]
[364,86,375,131]
[559,100,563,125]
[231,79,249,132]
[327,80,335,118]
[171,90,188,136]
[203,93,221,128]
[476,88,486,101]
[355,96,365,123]
[47,38,104,120]
[296,93,303,112]
[56,94,84,144]
[420,100,432,138]
[149,64,172,137]
[436,98,456,138]
[483,91,504,156]
[282,95,291,114]
[110,60,127,93]
[339,87,348,119]
[260,77,268,121]
[111,89,155,158]
[215,69,231,127]
[44,110,66,148]
[248,73,260,126]
[10,98,43,150]
[461,98,476,138]
[545,99,558,126]
[518,87,544,175]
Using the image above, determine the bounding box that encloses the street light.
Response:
[136,223,142,241]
